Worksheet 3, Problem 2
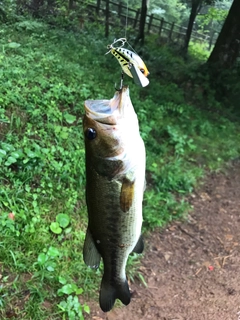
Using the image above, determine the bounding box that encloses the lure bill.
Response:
[106,38,150,87]
[83,86,145,312]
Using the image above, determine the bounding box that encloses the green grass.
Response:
[0,19,240,319]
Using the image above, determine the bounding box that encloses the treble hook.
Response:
[115,71,124,91]
[105,38,127,55]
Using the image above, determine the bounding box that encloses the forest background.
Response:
[0,0,240,319]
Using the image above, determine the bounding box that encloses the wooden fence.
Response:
[82,0,216,46]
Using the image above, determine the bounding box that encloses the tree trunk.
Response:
[135,0,147,46]
[31,0,44,16]
[105,0,110,38]
[208,0,240,68]
[69,0,74,11]
[47,0,55,10]
[183,0,202,53]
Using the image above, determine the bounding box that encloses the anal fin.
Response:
[83,228,101,268]
[132,235,144,254]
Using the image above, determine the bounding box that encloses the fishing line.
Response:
[123,0,137,55]
[124,0,129,39]
[105,0,150,89]
[126,40,138,55]
[123,0,140,56]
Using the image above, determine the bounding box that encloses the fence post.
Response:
[105,0,109,37]
[118,1,124,24]
[147,13,154,34]
[159,18,164,36]
[96,0,101,15]
[168,22,175,41]
[118,1,122,17]
[208,31,215,50]
[177,25,182,42]
[133,8,140,29]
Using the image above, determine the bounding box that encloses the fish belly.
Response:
[86,166,143,269]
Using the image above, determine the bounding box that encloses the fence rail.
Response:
[81,0,216,46]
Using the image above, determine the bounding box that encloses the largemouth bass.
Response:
[83,86,146,312]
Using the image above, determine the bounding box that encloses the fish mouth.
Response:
[84,86,129,121]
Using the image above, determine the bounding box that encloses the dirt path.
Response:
[87,162,240,320]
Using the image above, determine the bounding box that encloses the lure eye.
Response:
[140,68,145,74]
[86,128,97,140]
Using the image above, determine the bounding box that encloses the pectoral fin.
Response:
[83,228,101,268]
[120,177,135,212]
[132,235,144,254]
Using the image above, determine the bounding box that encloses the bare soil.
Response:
[87,162,240,320]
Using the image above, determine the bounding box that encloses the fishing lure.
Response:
[106,38,150,88]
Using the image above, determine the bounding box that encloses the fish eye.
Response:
[140,68,145,74]
[86,128,97,140]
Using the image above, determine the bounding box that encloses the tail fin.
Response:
[99,274,131,312]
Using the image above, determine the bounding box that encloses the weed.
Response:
[58,295,90,320]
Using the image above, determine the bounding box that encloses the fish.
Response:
[107,45,150,87]
[83,86,146,312]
